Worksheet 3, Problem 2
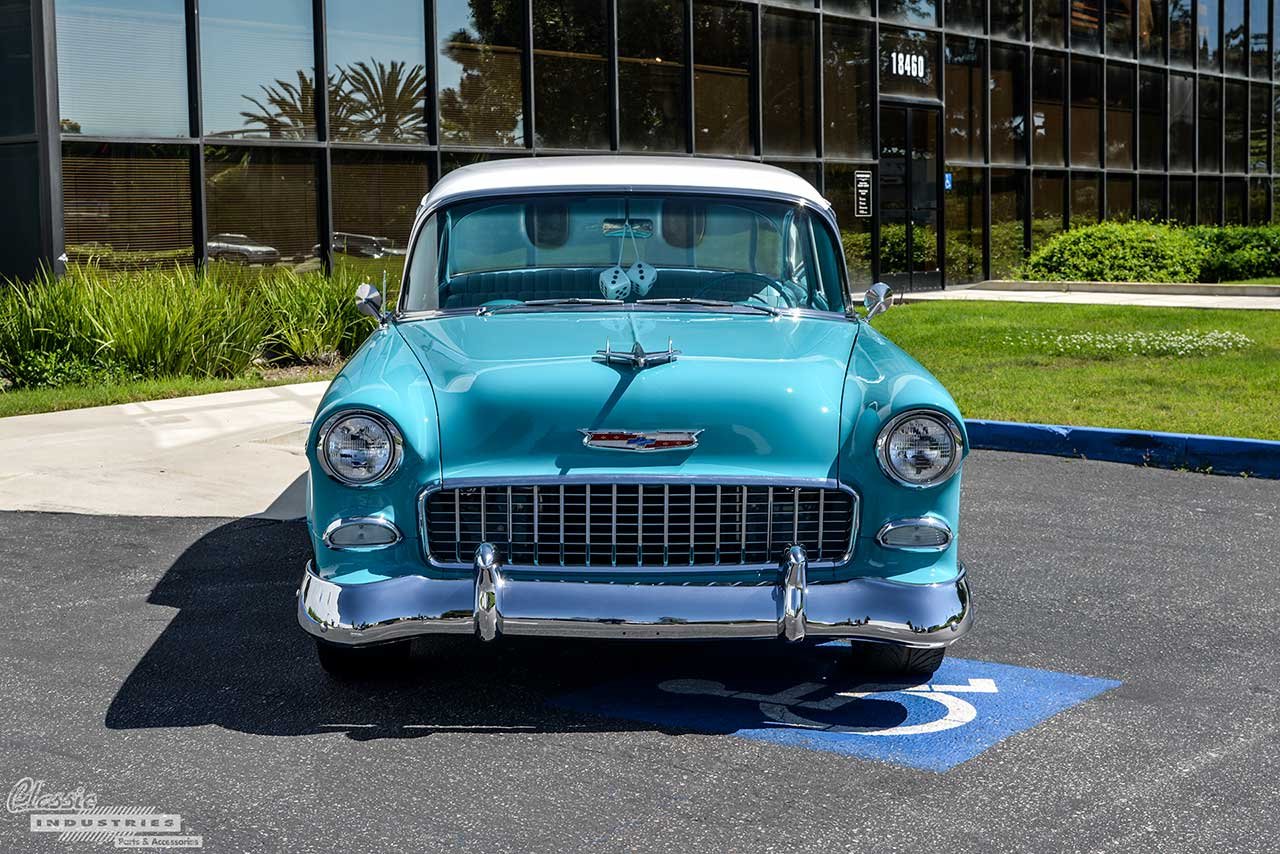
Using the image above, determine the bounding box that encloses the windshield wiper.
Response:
[477,297,624,316]
[636,297,779,316]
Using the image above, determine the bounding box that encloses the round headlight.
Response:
[875,411,963,487]
[317,411,403,486]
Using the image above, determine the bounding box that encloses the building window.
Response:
[1137,0,1165,61]
[1141,67,1172,169]
[880,0,938,27]
[1107,64,1135,169]
[1070,172,1100,225]
[619,0,686,152]
[1169,0,1194,67]
[1138,174,1164,219]
[1032,171,1065,249]
[330,150,430,291]
[437,0,525,147]
[1106,173,1135,220]
[1223,178,1247,223]
[1107,0,1134,57]
[824,164,873,287]
[945,166,985,284]
[825,0,872,16]
[1249,178,1269,223]
[990,44,1028,165]
[1249,0,1271,78]
[1032,53,1066,167]
[694,0,753,156]
[990,169,1027,277]
[1168,72,1194,171]
[1223,0,1246,74]
[326,0,428,145]
[1071,58,1101,168]
[1198,176,1220,224]
[0,0,35,137]
[1197,0,1221,70]
[945,0,985,35]
[1169,175,1195,223]
[440,150,529,174]
[1224,81,1247,174]
[62,143,193,268]
[56,0,188,138]
[823,17,875,160]
[762,11,817,156]
[1251,85,1271,173]
[532,0,609,150]
[991,0,1025,39]
[202,0,316,140]
[944,38,983,164]
[1198,78,1221,172]
[878,28,939,101]
[204,146,319,269]
[1033,0,1066,46]
[1071,0,1102,52]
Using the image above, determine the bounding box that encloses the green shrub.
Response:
[259,267,377,365]
[1189,225,1280,282]
[1020,221,1210,283]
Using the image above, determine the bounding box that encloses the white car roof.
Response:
[419,156,832,217]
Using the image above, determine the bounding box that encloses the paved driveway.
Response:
[1,451,1276,853]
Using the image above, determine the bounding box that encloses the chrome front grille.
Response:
[422,482,857,568]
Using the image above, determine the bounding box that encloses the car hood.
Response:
[395,310,859,481]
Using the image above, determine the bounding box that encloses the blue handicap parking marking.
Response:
[552,652,1120,772]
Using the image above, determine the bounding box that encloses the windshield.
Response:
[399,193,847,314]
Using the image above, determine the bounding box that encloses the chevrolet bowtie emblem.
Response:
[593,338,680,369]
[580,429,703,451]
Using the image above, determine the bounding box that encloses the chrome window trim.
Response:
[416,476,860,572]
[322,516,404,551]
[315,409,405,488]
[874,410,965,489]
[874,517,953,552]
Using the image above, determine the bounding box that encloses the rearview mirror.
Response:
[355,283,386,323]
[863,282,893,320]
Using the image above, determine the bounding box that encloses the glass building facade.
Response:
[1,0,1278,287]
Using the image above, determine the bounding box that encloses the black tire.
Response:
[314,638,411,679]
[847,641,945,680]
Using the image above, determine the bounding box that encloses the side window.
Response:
[785,214,809,294]
[403,216,440,311]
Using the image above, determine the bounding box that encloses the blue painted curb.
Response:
[965,419,1280,479]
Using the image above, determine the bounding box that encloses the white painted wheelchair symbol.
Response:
[658,677,998,736]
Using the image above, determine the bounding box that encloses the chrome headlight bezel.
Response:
[874,410,964,488]
[316,409,404,487]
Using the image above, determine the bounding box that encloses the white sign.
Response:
[889,51,927,80]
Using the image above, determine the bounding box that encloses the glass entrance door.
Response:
[879,105,942,290]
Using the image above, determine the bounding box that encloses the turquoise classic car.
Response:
[298,156,971,679]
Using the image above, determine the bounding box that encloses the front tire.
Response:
[848,641,945,680]
[314,638,411,679]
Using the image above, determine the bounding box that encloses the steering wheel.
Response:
[694,272,795,307]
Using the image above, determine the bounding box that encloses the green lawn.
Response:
[1224,277,1280,285]
[875,301,1280,441]
[0,369,338,419]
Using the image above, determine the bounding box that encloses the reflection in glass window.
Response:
[1249,179,1269,223]
[1250,85,1270,173]
[62,143,192,268]
[1169,176,1194,223]
[1169,0,1193,67]
[440,150,529,174]
[1198,78,1221,172]
[991,0,1025,39]
[763,12,817,156]
[824,18,874,160]
[202,0,315,140]
[945,0,985,34]
[1224,179,1247,224]
[437,0,524,146]
[1137,0,1164,60]
[1107,174,1134,221]
[204,146,319,269]
[1032,53,1066,167]
[944,38,983,164]
[1197,0,1221,70]
[825,0,873,15]
[824,164,873,288]
[878,28,939,100]
[990,170,1027,277]
[1032,0,1065,46]
[0,0,35,137]
[1138,175,1164,220]
[1106,65,1135,169]
[619,0,686,152]
[767,160,821,186]
[1071,173,1100,226]
[945,166,984,284]
[1249,0,1270,77]
[532,0,609,149]
[1071,59,1101,168]
[1169,73,1195,171]
[56,0,188,138]
[990,45,1028,165]
[327,0,427,144]
[330,150,429,293]
[1071,0,1102,52]
[1032,172,1065,249]
[880,0,938,27]
[1223,0,1246,74]
[1138,69,1164,170]
[1198,177,1220,224]
[0,144,41,279]
[694,1,753,156]
[1275,180,1280,223]
[1224,82,1247,174]
[1107,0,1133,57]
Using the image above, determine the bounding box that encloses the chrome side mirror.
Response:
[355,283,387,323]
[863,282,893,320]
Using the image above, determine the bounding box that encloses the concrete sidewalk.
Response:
[0,381,328,520]
[901,288,1280,309]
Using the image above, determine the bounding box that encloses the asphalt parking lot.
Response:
[1,450,1277,853]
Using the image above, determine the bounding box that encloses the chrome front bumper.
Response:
[298,544,972,649]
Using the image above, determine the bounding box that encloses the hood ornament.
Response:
[593,338,680,369]
[580,429,703,452]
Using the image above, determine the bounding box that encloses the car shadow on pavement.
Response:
[105,517,897,741]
